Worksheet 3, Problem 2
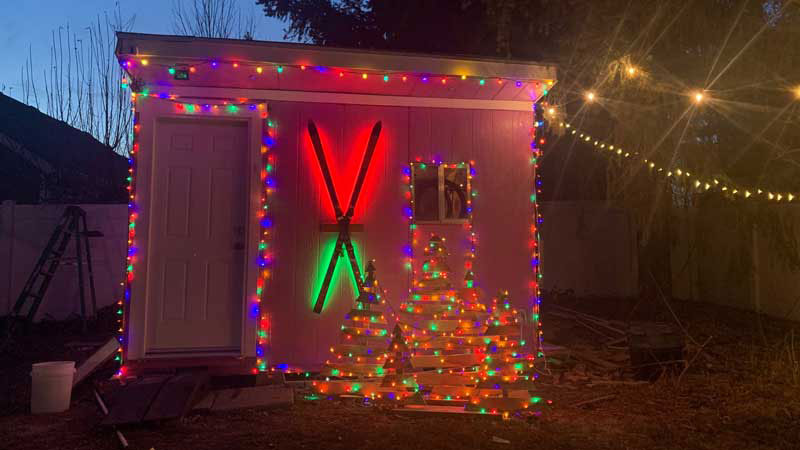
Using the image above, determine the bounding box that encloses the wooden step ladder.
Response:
[11,205,101,326]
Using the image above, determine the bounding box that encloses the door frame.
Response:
[126,97,264,362]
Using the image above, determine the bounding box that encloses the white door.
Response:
[146,118,248,354]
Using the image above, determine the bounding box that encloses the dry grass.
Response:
[1,297,799,450]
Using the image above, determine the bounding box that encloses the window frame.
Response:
[410,162,472,225]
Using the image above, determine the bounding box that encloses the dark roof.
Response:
[0,93,128,203]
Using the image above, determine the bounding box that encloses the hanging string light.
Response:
[558,121,798,202]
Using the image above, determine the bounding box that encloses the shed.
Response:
[115,33,555,376]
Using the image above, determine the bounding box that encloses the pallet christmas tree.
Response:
[398,235,490,404]
[380,324,415,394]
[323,260,390,378]
[470,289,539,412]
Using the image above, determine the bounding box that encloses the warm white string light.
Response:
[559,121,798,203]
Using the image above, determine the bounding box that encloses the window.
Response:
[411,162,471,223]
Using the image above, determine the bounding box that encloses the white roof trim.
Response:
[166,86,537,112]
[116,32,557,82]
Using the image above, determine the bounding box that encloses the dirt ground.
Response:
[1,297,799,450]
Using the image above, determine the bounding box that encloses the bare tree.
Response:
[172,0,257,39]
[20,7,135,156]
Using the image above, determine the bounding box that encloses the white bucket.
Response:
[30,361,76,414]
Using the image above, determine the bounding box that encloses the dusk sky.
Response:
[0,0,289,99]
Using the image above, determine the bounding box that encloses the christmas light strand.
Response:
[531,106,545,359]
[560,121,798,202]
[255,109,275,373]
[116,91,271,377]
[121,58,555,91]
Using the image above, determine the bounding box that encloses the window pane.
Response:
[412,164,439,221]
[443,166,469,220]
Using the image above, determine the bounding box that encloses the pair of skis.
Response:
[307,120,382,313]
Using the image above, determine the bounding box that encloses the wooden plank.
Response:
[394,404,502,419]
[204,385,294,411]
[143,371,209,421]
[209,372,285,389]
[73,337,120,387]
[102,376,168,426]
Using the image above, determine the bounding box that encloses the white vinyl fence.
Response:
[0,201,127,320]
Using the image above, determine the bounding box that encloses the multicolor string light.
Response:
[255,108,275,373]
[116,88,271,376]
[403,161,477,301]
[120,58,555,92]
[530,105,545,359]
[116,98,139,376]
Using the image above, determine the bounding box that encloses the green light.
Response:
[126,265,133,272]
[430,323,437,331]
[185,104,195,113]
[410,224,417,230]
[530,396,542,403]
[376,367,384,375]
[420,163,427,169]
[266,164,274,172]
[479,79,485,85]
[141,89,149,96]
[331,369,340,376]
[311,236,361,311]
[383,75,389,82]
[259,242,267,250]
[466,280,473,288]
[530,194,537,203]
[351,383,361,392]
[480,408,486,414]
[228,104,239,113]
[277,66,283,73]
[168,67,176,75]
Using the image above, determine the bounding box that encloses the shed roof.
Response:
[116,32,557,104]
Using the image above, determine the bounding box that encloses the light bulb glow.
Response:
[585,91,596,102]
[693,91,705,103]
